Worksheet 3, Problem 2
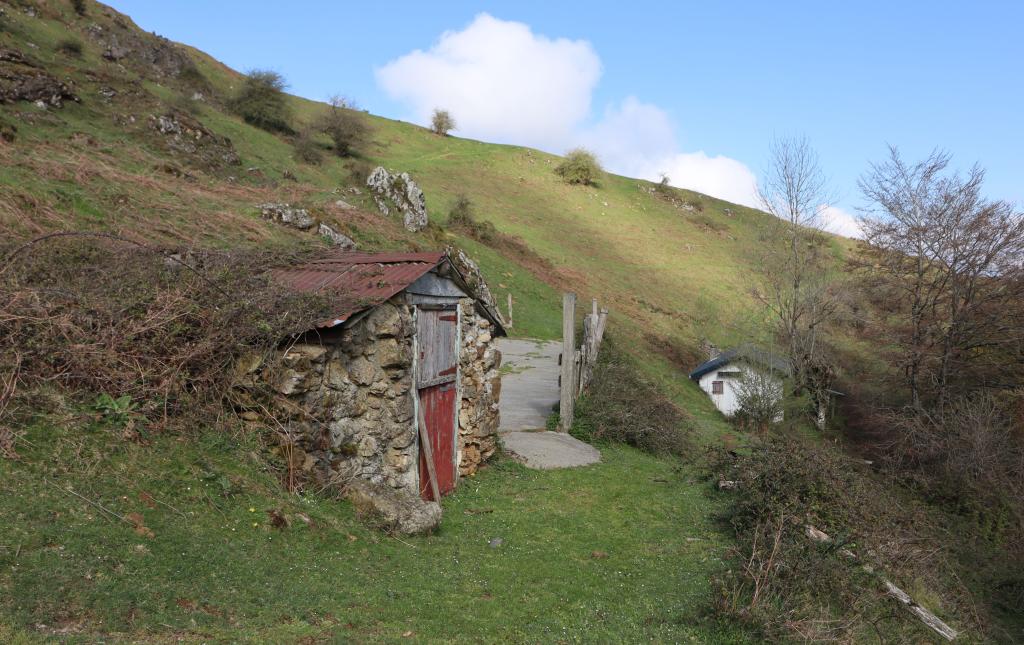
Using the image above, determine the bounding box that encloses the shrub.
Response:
[881,394,1024,541]
[71,0,87,17]
[733,368,784,432]
[177,61,210,92]
[293,129,324,165]
[317,97,369,157]
[56,39,83,57]
[228,70,292,133]
[430,108,455,136]
[554,147,602,186]
[572,340,691,455]
[446,194,497,244]
[169,92,201,116]
[448,194,474,226]
[655,173,672,194]
[344,158,375,184]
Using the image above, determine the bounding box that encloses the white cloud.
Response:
[376,15,759,207]
[820,205,863,238]
[581,98,759,207]
[375,13,600,150]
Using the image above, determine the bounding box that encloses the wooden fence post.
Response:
[559,292,576,432]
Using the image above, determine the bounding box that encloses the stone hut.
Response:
[241,251,504,529]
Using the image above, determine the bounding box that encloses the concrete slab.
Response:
[497,338,561,432]
[501,431,601,470]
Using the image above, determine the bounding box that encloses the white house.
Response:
[689,345,790,418]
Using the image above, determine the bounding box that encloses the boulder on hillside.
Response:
[87,21,195,79]
[366,166,428,232]
[319,223,357,250]
[346,479,441,535]
[0,48,78,107]
[258,203,317,230]
[149,111,241,168]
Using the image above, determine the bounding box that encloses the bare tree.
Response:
[859,146,1024,410]
[431,108,455,136]
[754,136,842,429]
[317,95,369,157]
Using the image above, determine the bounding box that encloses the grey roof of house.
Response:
[688,344,791,380]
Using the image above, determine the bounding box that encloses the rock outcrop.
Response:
[258,203,317,231]
[86,21,194,78]
[347,479,441,535]
[319,223,357,250]
[366,166,428,232]
[149,111,240,168]
[0,49,78,107]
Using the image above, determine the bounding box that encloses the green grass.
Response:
[0,419,749,643]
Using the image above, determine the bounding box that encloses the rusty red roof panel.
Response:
[273,251,445,328]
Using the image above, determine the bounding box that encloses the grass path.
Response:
[0,423,749,643]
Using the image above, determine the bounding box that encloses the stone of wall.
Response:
[253,298,420,493]
[457,299,502,475]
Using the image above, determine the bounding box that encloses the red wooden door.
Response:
[416,307,458,501]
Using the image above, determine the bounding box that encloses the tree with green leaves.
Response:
[430,109,455,136]
[228,70,292,133]
[555,148,602,186]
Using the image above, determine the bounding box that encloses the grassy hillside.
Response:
[0,0,834,430]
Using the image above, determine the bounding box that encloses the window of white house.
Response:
[712,380,724,395]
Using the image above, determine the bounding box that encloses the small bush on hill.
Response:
[169,92,202,116]
[317,97,369,157]
[655,173,672,194]
[293,128,324,165]
[71,0,87,17]
[56,39,83,57]
[447,195,497,244]
[228,70,292,133]
[554,147,602,186]
[345,158,375,185]
[572,340,691,455]
[177,61,210,92]
[431,108,455,136]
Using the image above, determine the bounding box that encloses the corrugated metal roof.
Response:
[689,344,792,380]
[274,251,446,328]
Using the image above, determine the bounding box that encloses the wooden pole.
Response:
[417,402,441,502]
[559,292,576,432]
[507,293,514,328]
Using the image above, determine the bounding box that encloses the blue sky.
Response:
[109,1,1023,234]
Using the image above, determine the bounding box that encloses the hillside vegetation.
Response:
[2,2,1021,643]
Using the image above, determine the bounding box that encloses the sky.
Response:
[109,1,1024,237]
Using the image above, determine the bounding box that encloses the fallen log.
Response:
[805,524,957,641]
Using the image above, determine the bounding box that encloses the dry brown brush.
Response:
[709,438,988,641]
[572,340,692,456]
[0,233,334,445]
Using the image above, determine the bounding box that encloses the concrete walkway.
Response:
[496,338,600,469]
[501,430,601,470]
[497,339,562,432]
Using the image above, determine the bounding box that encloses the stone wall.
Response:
[457,299,502,476]
[248,298,420,493]
[243,294,502,498]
